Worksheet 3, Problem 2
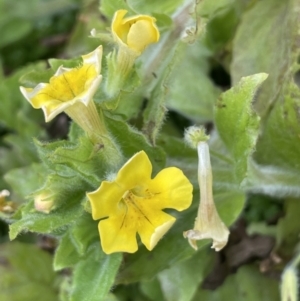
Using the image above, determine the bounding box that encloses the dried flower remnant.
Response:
[87,151,193,254]
[0,190,16,213]
[183,126,229,251]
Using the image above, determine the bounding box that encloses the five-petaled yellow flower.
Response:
[20,46,102,122]
[20,47,107,143]
[112,10,159,55]
[87,151,193,254]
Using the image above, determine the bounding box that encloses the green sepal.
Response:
[215,73,268,182]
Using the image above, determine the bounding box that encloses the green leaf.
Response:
[105,113,166,175]
[34,137,104,187]
[0,242,59,301]
[157,249,214,301]
[215,73,268,182]
[202,1,241,52]
[54,232,82,271]
[128,0,185,14]
[54,213,99,270]
[9,185,84,240]
[100,0,131,18]
[254,81,300,172]
[231,0,299,116]
[166,42,220,123]
[243,159,300,198]
[70,244,122,301]
[0,63,46,134]
[0,17,32,48]
[140,278,165,301]
[192,265,280,301]
[4,163,46,199]
[276,199,300,258]
[70,212,99,255]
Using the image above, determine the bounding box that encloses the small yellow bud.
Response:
[34,191,56,214]
[112,10,159,56]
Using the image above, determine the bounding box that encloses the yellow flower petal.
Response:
[115,151,152,189]
[99,211,138,254]
[148,167,193,211]
[127,19,159,53]
[20,46,103,122]
[134,201,176,250]
[87,181,124,220]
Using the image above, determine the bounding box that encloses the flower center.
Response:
[32,64,97,103]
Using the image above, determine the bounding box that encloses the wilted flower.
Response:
[183,126,229,251]
[20,46,105,142]
[87,151,193,254]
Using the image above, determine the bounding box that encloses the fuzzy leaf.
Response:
[54,232,82,271]
[70,244,122,301]
[231,0,299,116]
[0,242,59,301]
[166,42,220,123]
[105,113,166,175]
[9,185,84,240]
[215,73,268,182]
[157,249,214,301]
[192,265,280,301]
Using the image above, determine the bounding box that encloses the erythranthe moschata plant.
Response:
[183,126,230,251]
[87,151,193,254]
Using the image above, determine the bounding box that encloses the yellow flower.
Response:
[20,46,107,142]
[112,10,159,55]
[87,151,193,254]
